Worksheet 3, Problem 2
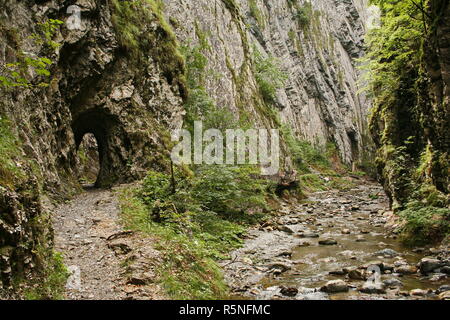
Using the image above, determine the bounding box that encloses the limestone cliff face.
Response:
[0,0,185,290]
[163,0,371,166]
[0,0,370,291]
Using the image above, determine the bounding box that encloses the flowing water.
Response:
[223,179,450,300]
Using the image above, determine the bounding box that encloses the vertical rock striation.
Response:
[163,0,372,166]
[0,0,372,292]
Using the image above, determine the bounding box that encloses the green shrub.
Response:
[0,117,24,186]
[295,2,313,29]
[0,19,62,88]
[253,48,287,105]
[119,165,266,299]
[192,165,268,221]
[139,165,268,222]
[23,251,69,300]
[281,125,329,172]
[399,202,450,246]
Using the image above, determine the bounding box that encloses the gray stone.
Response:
[419,257,443,274]
[383,278,403,288]
[441,266,450,274]
[439,291,450,300]
[375,248,399,258]
[359,282,386,294]
[268,262,292,274]
[297,232,320,238]
[410,289,428,297]
[280,286,299,297]
[278,225,295,234]
[319,239,338,246]
[395,265,417,275]
[348,268,366,280]
[320,280,349,293]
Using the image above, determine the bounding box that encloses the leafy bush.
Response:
[139,170,173,205]
[399,202,450,246]
[23,251,69,300]
[139,165,268,222]
[0,19,62,88]
[295,2,313,29]
[119,164,267,299]
[192,165,268,220]
[281,125,329,172]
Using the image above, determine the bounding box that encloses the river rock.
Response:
[410,289,428,297]
[319,238,338,246]
[276,251,292,258]
[441,266,450,274]
[298,240,312,247]
[341,229,351,234]
[375,248,399,258]
[269,262,291,274]
[361,261,384,270]
[278,225,295,234]
[439,291,450,300]
[359,281,386,294]
[329,270,347,276]
[437,285,450,293]
[394,259,408,267]
[297,232,320,238]
[356,236,366,242]
[395,265,417,275]
[382,263,395,273]
[348,268,366,280]
[320,280,349,293]
[280,286,299,297]
[383,278,403,288]
[429,273,447,282]
[419,257,443,274]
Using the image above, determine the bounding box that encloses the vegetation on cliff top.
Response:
[0,19,62,88]
[111,0,187,98]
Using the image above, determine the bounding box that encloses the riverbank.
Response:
[222,180,450,300]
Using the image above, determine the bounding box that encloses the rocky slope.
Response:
[0,0,371,293]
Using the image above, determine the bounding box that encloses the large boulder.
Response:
[395,265,418,275]
[418,258,444,274]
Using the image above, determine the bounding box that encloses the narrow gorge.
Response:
[0,0,448,301]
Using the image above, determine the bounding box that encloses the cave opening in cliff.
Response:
[76,133,100,187]
[72,109,126,188]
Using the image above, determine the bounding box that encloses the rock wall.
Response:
[0,0,371,291]
[163,0,371,166]
[370,0,449,209]
[0,0,185,289]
